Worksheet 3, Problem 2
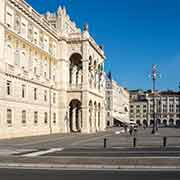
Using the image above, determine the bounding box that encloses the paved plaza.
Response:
[0,127,179,157]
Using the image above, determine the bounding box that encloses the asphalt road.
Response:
[42,147,180,157]
[0,169,180,180]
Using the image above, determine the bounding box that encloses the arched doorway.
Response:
[169,119,174,127]
[136,120,141,126]
[150,120,154,126]
[143,119,148,127]
[69,53,82,86]
[163,119,167,127]
[157,119,161,125]
[176,120,180,128]
[69,99,81,133]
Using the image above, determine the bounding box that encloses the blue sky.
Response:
[26,0,180,91]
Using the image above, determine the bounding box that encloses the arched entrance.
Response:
[176,119,180,128]
[136,120,141,126]
[169,119,174,127]
[69,99,81,133]
[150,120,154,126]
[163,119,167,127]
[157,119,161,125]
[69,53,82,86]
[143,119,148,127]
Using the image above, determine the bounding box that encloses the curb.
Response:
[0,163,180,170]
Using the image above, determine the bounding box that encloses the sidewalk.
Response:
[0,155,180,170]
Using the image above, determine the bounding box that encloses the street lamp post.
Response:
[151,65,160,134]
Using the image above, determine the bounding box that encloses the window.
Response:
[21,21,27,38]
[21,51,27,69]
[22,110,26,125]
[22,84,25,98]
[34,88,37,100]
[44,112,48,124]
[176,104,180,112]
[34,111,38,124]
[7,109,12,126]
[53,93,56,104]
[15,49,20,66]
[6,11,13,28]
[44,90,47,102]
[53,113,56,124]
[7,81,12,95]
[44,71,47,78]
[6,43,14,65]
[53,74,56,81]
[34,66,37,74]
[14,13,21,33]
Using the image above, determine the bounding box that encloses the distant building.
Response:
[130,90,180,127]
[129,90,148,126]
[105,77,130,127]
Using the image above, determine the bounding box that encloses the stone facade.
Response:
[0,0,106,139]
[105,77,130,127]
[130,90,180,127]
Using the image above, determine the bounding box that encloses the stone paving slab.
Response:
[0,156,180,167]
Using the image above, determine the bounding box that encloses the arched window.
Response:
[21,51,27,69]
[22,110,26,125]
[6,43,14,65]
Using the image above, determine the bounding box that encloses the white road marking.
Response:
[22,148,64,157]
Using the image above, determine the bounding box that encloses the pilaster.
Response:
[0,0,6,72]
[56,39,69,132]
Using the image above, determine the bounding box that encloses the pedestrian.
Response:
[124,124,127,133]
[129,126,133,136]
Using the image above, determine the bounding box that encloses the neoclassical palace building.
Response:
[0,0,106,139]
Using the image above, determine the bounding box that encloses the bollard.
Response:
[104,138,107,148]
[163,136,167,148]
[133,137,136,148]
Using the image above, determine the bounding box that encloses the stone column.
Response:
[77,108,82,131]
[91,107,95,133]
[98,109,100,130]
[94,107,97,132]
[89,108,92,133]
[78,69,82,85]
[72,66,77,85]
[65,106,70,133]
[71,107,77,132]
